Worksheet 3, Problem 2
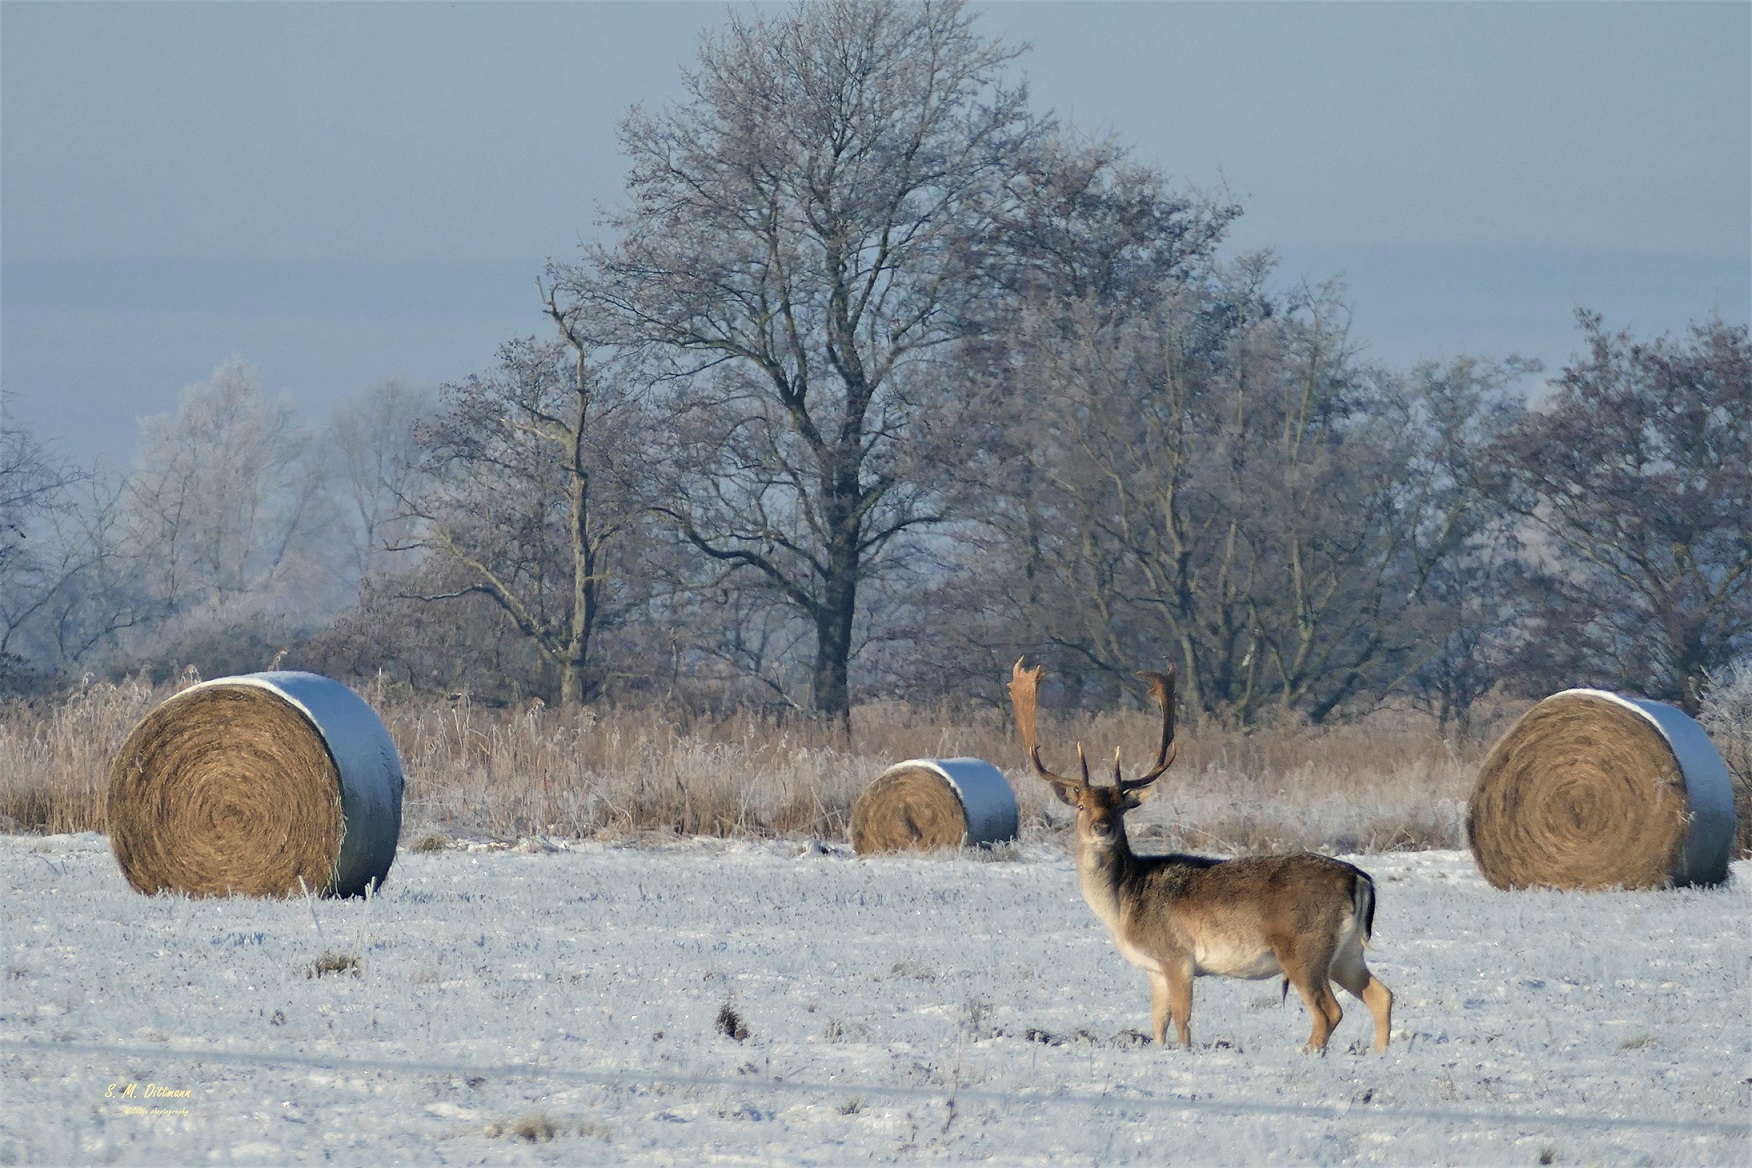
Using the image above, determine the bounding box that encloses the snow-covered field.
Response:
[2,832,1747,1165]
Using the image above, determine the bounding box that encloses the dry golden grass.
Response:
[0,676,1499,854]
[1698,668,1752,858]
[0,678,160,835]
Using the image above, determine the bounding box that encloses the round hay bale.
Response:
[107,671,404,898]
[1467,689,1736,890]
[850,757,1018,854]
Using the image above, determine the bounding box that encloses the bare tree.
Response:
[1478,313,1751,711]
[125,360,333,623]
[1,398,71,570]
[977,260,1515,724]
[1406,530,1526,738]
[856,132,1239,709]
[975,130,1238,316]
[553,0,1038,720]
[1398,356,1539,737]
[398,302,651,707]
[326,376,435,582]
[0,399,78,689]
[302,564,549,702]
[7,469,160,679]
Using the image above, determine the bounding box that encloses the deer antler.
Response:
[1009,659,1082,791]
[1116,666,1178,796]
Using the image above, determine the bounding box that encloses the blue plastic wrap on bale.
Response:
[878,757,1019,846]
[1562,689,1736,887]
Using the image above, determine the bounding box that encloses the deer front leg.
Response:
[1148,970,1170,1045]
[1153,962,1193,1048]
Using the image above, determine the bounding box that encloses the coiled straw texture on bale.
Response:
[850,759,1018,854]
[107,673,402,898]
[1467,690,1733,890]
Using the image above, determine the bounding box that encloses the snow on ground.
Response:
[2,832,1747,1165]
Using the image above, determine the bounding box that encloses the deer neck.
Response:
[1073,824,1137,930]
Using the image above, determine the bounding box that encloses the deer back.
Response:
[1122,852,1374,965]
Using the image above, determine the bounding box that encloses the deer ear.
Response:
[1046,778,1081,808]
[1124,785,1155,809]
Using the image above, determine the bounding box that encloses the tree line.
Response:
[3,0,1747,725]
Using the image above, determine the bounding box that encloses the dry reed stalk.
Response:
[0,679,164,834]
[3,682,1485,853]
[1698,666,1752,858]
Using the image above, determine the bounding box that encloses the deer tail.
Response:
[1354,871,1377,947]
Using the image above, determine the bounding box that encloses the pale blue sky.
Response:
[3,1,1747,466]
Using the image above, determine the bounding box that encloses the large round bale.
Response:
[107,671,404,898]
[1467,688,1736,890]
[850,758,1019,854]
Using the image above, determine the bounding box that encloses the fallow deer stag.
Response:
[1009,659,1393,1053]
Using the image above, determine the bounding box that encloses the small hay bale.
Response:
[1467,689,1736,890]
[850,758,1018,854]
[107,672,404,898]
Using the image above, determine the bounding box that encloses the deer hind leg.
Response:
[1287,975,1342,1053]
[1331,943,1394,1053]
[1278,942,1342,1053]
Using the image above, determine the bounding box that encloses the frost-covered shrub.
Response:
[1698,662,1752,858]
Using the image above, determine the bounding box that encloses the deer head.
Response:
[1008,659,1178,848]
